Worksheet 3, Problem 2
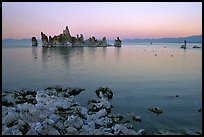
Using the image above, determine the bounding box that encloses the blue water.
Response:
[2,42,202,134]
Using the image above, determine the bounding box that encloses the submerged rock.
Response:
[158,130,181,135]
[148,107,163,114]
[68,88,85,96]
[127,112,142,122]
[192,45,201,48]
[198,108,202,112]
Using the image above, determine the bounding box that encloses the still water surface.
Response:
[2,43,202,134]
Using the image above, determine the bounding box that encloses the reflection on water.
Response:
[2,43,202,134]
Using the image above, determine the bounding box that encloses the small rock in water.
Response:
[95,87,113,100]
[127,112,141,122]
[168,95,179,98]
[198,108,202,112]
[148,107,163,114]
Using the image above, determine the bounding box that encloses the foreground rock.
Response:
[2,86,144,135]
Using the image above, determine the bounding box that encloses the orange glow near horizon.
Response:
[2,2,202,40]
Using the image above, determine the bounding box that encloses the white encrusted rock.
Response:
[65,126,78,135]
[137,129,145,135]
[44,118,55,126]
[2,106,8,117]
[49,114,60,123]
[64,115,83,129]
[55,121,64,130]
[16,102,34,112]
[92,97,112,110]
[4,111,19,126]
[2,127,22,135]
[81,124,95,135]
[95,117,112,126]
[26,128,38,135]
[25,95,35,100]
[112,124,138,135]
[35,123,60,135]
[79,106,88,119]
[88,109,107,121]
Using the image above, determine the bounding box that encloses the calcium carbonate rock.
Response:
[2,127,23,135]
[95,117,112,127]
[31,37,38,47]
[65,126,78,135]
[48,36,53,46]
[26,128,38,135]
[2,87,149,135]
[88,109,107,121]
[112,124,138,135]
[25,95,35,100]
[55,121,64,130]
[41,32,48,47]
[2,106,9,117]
[137,129,145,135]
[4,111,19,126]
[79,107,89,119]
[64,115,83,129]
[48,114,60,123]
[35,123,60,135]
[39,26,119,47]
[95,87,113,100]
[114,37,122,47]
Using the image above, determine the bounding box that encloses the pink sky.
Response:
[2,2,202,39]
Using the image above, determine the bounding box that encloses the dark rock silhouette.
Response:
[41,32,48,47]
[114,37,122,47]
[39,26,121,47]
[31,37,38,47]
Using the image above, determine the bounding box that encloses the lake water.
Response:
[2,42,202,134]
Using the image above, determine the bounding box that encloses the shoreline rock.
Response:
[2,86,143,135]
[2,86,201,135]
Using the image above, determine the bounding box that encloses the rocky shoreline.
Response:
[2,86,144,135]
[2,86,202,135]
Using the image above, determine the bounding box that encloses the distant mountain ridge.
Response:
[122,35,202,43]
[2,35,202,44]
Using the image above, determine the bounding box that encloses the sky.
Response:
[2,2,202,40]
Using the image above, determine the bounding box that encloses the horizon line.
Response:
[2,34,202,40]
